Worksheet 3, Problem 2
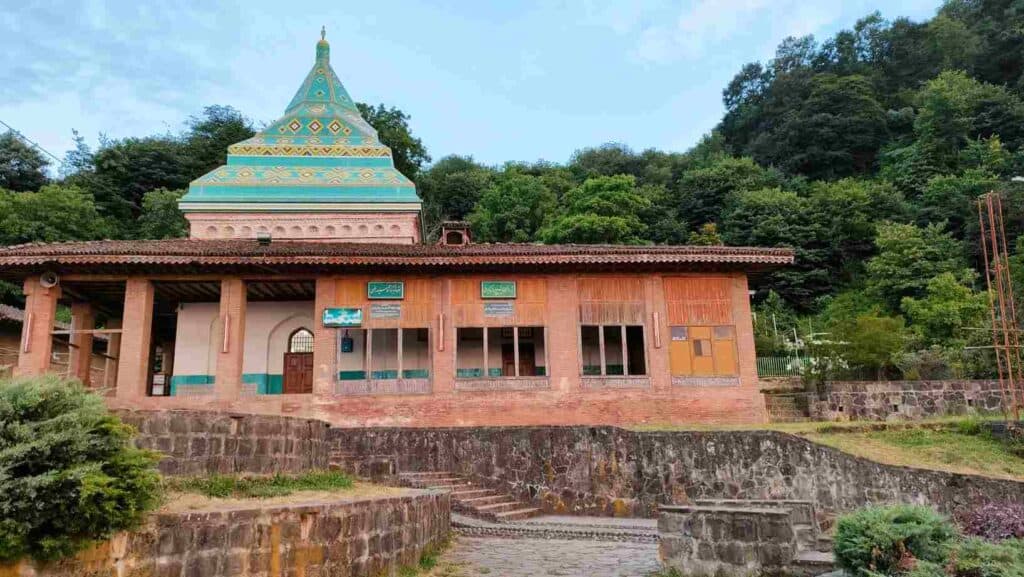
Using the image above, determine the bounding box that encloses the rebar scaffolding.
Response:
[978,192,1024,420]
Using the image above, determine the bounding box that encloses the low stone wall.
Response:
[659,505,796,577]
[814,380,1003,420]
[117,410,330,476]
[4,490,450,577]
[331,426,1024,518]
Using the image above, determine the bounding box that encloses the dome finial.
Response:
[321,25,326,41]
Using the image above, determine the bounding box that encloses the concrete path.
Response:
[433,536,662,577]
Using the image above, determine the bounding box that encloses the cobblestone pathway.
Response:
[431,536,662,577]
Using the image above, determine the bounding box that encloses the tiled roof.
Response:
[0,239,794,269]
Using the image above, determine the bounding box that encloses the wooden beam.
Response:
[598,325,606,376]
[513,326,520,377]
[621,325,629,376]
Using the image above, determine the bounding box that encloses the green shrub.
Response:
[835,505,958,575]
[0,375,161,562]
[950,537,1024,577]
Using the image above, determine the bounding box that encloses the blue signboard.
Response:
[323,307,363,327]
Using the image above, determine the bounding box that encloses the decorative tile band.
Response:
[454,377,550,392]
[333,378,432,396]
[672,376,741,387]
[581,376,651,389]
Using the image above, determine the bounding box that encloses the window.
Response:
[456,326,546,378]
[579,325,646,376]
[289,328,314,353]
[336,327,430,380]
[669,325,737,377]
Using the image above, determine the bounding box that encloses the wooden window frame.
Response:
[455,325,548,379]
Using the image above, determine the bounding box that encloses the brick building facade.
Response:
[0,34,792,427]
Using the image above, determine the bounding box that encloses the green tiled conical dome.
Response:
[180,32,420,208]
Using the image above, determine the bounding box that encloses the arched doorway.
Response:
[283,328,314,394]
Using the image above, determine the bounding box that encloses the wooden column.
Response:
[68,302,95,386]
[115,278,154,400]
[14,277,61,377]
[104,318,121,390]
[214,278,246,400]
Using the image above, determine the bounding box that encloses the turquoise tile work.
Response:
[168,375,214,396]
[338,370,430,380]
[180,33,420,210]
[243,374,284,395]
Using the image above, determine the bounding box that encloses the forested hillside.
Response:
[2,0,1023,379]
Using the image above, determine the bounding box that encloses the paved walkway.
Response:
[433,515,663,577]
[435,536,662,577]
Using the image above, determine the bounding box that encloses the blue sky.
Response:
[1,0,942,169]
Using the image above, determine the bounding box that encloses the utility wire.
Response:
[0,119,65,165]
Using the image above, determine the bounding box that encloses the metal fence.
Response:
[756,356,805,377]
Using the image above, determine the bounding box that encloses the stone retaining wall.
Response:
[117,410,330,476]
[331,426,1024,518]
[814,380,1003,420]
[659,505,796,577]
[2,490,450,577]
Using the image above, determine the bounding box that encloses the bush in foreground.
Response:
[837,504,1024,577]
[0,375,161,562]
[835,505,957,575]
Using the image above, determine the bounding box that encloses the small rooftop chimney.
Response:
[439,221,471,246]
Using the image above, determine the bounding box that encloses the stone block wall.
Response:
[117,410,330,476]
[813,380,1004,420]
[659,505,796,577]
[331,426,1024,518]
[3,491,450,577]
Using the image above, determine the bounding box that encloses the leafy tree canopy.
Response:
[0,132,49,192]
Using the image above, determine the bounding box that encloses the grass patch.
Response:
[397,535,454,576]
[165,470,354,498]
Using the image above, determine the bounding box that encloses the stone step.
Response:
[494,507,543,522]
[793,550,835,568]
[472,500,523,513]
[399,471,455,478]
[459,494,508,506]
[451,489,495,498]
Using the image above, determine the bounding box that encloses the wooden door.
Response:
[501,344,515,376]
[501,343,536,376]
[283,352,314,394]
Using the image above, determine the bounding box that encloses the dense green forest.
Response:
[3,0,1024,380]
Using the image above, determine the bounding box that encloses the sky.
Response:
[1,0,943,170]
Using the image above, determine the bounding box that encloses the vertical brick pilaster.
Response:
[312,277,335,398]
[14,277,61,377]
[68,302,95,386]
[546,275,579,392]
[214,278,247,400]
[116,279,154,400]
[104,318,122,390]
[732,273,766,421]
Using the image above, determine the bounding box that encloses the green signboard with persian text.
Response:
[481,281,516,299]
[368,281,405,300]
[322,307,363,327]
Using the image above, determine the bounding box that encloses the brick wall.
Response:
[2,490,450,577]
[117,410,330,476]
[331,426,1024,518]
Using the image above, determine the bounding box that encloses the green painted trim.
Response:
[339,370,367,381]
[456,368,482,378]
[228,156,394,168]
[182,185,420,204]
[169,375,214,396]
[242,373,284,395]
[403,369,429,379]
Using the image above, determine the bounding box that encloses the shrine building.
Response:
[0,34,793,427]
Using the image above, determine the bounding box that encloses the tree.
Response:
[834,312,907,378]
[539,175,650,245]
[357,102,430,180]
[0,376,160,561]
[468,173,556,243]
[135,189,189,239]
[864,222,973,312]
[917,170,997,240]
[416,156,494,239]
[901,272,987,348]
[0,185,112,245]
[87,136,192,225]
[183,105,255,176]
[568,143,645,181]
[675,157,782,228]
[754,74,888,179]
[687,223,724,246]
[0,132,49,192]
[720,187,830,309]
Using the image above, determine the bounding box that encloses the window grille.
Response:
[289,328,314,353]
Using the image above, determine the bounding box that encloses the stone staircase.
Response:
[763,392,812,422]
[399,471,542,522]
